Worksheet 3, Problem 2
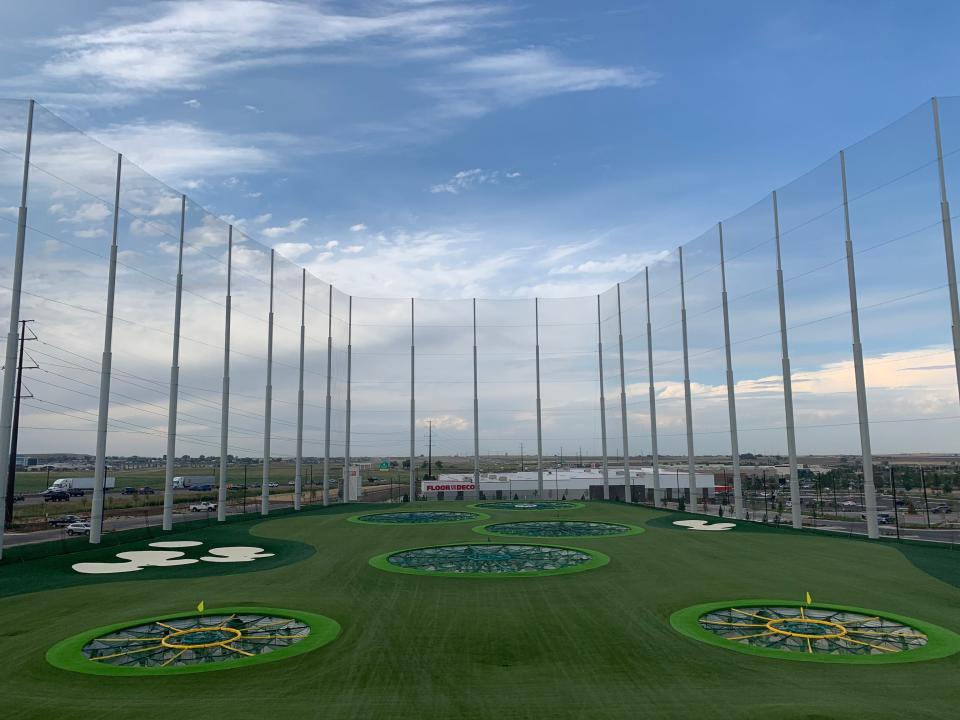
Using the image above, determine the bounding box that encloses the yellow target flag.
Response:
[805,592,812,606]
[197,600,205,613]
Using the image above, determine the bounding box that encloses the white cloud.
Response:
[342,244,364,254]
[253,213,273,224]
[430,168,521,194]
[36,0,498,94]
[74,228,108,238]
[89,121,283,186]
[423,48,658,118]
[273,241,313,259]
[56,201,112,224]
[183,98,201,109]
[549,250,671,276]
[244,104,263,113]
[262,217,308,238]
[349,223,367,232]
[324,240,339,250]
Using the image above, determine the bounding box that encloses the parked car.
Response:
[48,515,81,527]
[120,486,138,495]
[190,501,217,512]
[138,486,155,495]
[930,504,951,513]
[268,482,279,488]
[43,489,71,502]
[66,522,91,536]
[863,512,894,524]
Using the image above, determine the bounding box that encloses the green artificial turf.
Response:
[1,500,958,719]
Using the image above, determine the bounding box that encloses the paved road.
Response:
[5,483,402,548]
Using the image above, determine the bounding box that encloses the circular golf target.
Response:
[47,607,340,676]
[671,600,960,664]
[472,501,584,511]
[370,543,608,577]
[349,510,488,525]
[475,520,642,538]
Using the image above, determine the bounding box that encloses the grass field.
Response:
[1,501,959,719]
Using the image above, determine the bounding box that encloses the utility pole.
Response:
[427,420,433,481]
[4,319,34,524]
[920,465,931,528]
[520,442,524,472]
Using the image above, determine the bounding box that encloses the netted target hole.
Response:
[372,543,607,577]
[479,520,637,537]
[352,511,483,524]
[699,605,927,656]
[474,501,581,511]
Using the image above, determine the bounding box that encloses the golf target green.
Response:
[475,520,643,538]
[370,542,608,577]
[671,600,960,664]
[47,607,340,676]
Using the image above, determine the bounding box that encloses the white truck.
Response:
[190,500,217,512]
[173,476,215,490]
[48,477,115,496]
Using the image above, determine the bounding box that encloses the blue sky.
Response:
[2,0,960,457]
[2,0,957,299]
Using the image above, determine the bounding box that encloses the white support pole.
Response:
[840,150,879,540]
[596,295,609,500]
[409,298,416,502]
[261,249,274,516]
[534,298,544,496]
[645,267,662,505]
[932,97,960,409]
[719,223,744,520]
[162,195,186,532]
[679,247,697,508]
[90,153,122,544]
[472,298,480,499]
[294,269,305,511]
[342,296,352,503]
[323,285,333,506]
[616,284,632,502]
[217,227,233,522]
[773,192,802,528]
[0,100,34,560]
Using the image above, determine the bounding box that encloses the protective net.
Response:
[386,544,593,574]
[476,501,580,511]
[484,521,630,537]
[698,605,928,656]
[356,511,481,524]
[81,613,311,669]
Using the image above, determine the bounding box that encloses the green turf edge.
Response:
[46,606,341,677]
[669,599,960,665]
[467,501,586,511]
[471,521,645,538]
[347,510,492,525]
[368,542,610,578]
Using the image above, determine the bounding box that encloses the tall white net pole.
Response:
[472,298,480,499]
[323,285,332,506]
[616,284,631,502]
[679,247,697,509]
[0,100,33,559]
[261,249,274,516]
[409,298,416,502]
[90,153,122,544]
[773,192,801,528]
[162,195,186,532]
[645,267,662,505]
[719,222,744,520]
[217,226,233,522]
[294,268,304,511]
[840,150,879,540]
[343,296,352,503]
[596,295,609,500]
[535,298,544,497]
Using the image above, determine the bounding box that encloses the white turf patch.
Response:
[71,544,273,574]
[199,547,275,563]
[72,550,198,574]
[672,519,737,532]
